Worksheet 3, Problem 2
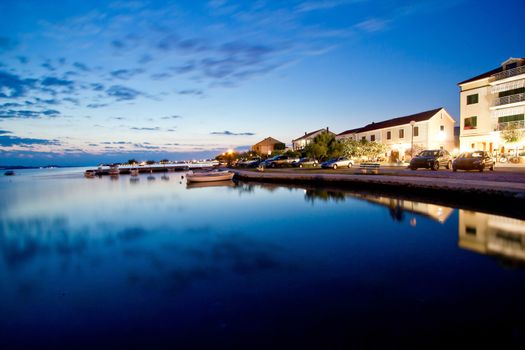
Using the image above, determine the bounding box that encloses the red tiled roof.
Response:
[337,108,443,136]
[252,137,284,147]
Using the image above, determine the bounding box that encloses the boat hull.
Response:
[186,171,234,183]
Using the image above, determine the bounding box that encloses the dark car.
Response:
[261,155,299,168]
[292,157,318,168]
[409,149,452,170]
[453,151,495,172]
[320,157,354,169]
[237,157,261,168]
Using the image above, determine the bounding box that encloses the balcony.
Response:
[492,65,525,81]
[493,120,525,131]
[492,92,525,107]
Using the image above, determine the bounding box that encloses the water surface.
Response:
[1,168,524,348]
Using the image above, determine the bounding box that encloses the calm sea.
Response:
[1,168,524,349]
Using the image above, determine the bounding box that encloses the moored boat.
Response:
[84,170,96,178]
[108,164,120,176]
[130,168,139,176]
[186,170,234,183]
[4,170,15,176]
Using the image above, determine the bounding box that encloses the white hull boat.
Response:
[186,171,234,183]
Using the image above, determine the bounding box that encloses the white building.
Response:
[458,57,525,155]
[336,107,456,159]
[292,128,335,150]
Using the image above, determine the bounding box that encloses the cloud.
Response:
[160,115,182,120]
[41,61,57,71]
[86,103,108,108]
[296,0,354,12]
[210,130,255,136]
[0,71,37,98]
[138,54,153,64]
[133,143,160,149]
[355,18,389,32]
[106,85,142,101]
[178,89,203,96]
[150,73,172,80]
[0,135,61,147]
[16,56,29,64]
[110,68,145,80]
[0,109,60,119]
[73,62,90,71]
[40,76,74,87]
[90,83,105,91]
[130,126,160,131]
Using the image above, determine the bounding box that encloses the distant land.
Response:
[0,165,71,170]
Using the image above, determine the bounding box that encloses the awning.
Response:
[491,79,525,94]
[491,106,525,118]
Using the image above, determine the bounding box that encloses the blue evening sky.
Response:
[0,0,523,166]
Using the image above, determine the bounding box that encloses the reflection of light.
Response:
[437,131,446,142]
[410,217,417,227]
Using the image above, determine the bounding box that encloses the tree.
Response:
[340,139,388,161]
[304,131,342,161]
[500,122,525,156]
[128,159,138,165]
[146,160,156,165]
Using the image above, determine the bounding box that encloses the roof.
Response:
[293,128,334,142]
[457,67,502,85]
[252,137,284,147]
[457,57,525,85]
[337,108,443,136]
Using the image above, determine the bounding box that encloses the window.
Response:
[361,136,366,141]
[466,94,478,105]
[413,126,419,137]
[387,131,391,140]
[399,129,404,138]
[371,135,375,142]
[464,116,477,130]
[498,114,524,124]
[499,87,525,98]
[466,226,477,235]
[440,125,444,131]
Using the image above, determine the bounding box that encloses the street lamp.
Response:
[410,120,416,158]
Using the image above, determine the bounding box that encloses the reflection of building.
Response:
[292,128,335,150]
[336,108,456,159]
[251,137,285,155]
[457,57,525,154]
[458,210,525,262]
[351,194,453,224]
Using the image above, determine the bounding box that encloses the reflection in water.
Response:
[1,170,525,347]
[459,210,525,263]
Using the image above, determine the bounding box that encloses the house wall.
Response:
[427,109,456,151]
[459,78,493,152]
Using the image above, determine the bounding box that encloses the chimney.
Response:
[304,132,307,135]
[326,127,329,132]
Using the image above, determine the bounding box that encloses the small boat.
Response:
[4,171,15,176]
[130,168,139,177]
[108,165,120,176]
[186,170,234,183]
[84,170,96,178]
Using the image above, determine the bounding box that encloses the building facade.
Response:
[458,57,525,155]
[336,108,456,160]
[251,137,285,155]
[292,128,335,150]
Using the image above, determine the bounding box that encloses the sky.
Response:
[0,0,524,166]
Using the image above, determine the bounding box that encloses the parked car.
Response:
[409,149,452,170]
[261,155,299,168]
[321,157,354,169]
[292,157,318,168]
[453,151,495,172]
[237,157,261,168]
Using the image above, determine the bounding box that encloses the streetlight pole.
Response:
[410,120,416,158]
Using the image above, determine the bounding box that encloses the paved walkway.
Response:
[233,168,525,198]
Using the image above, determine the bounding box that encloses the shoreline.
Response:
[232,169,525,219]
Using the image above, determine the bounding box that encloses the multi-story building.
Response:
[458,57,525,155]
[292,128,334,150]
[336,107,456,159]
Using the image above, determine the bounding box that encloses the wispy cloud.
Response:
[106,85,142,101]
[210,130,255,136]
[0,134,61,147]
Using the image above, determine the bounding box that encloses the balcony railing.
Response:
[492,65,525,81]
[493,120,525,131]
[492,92,525,107]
